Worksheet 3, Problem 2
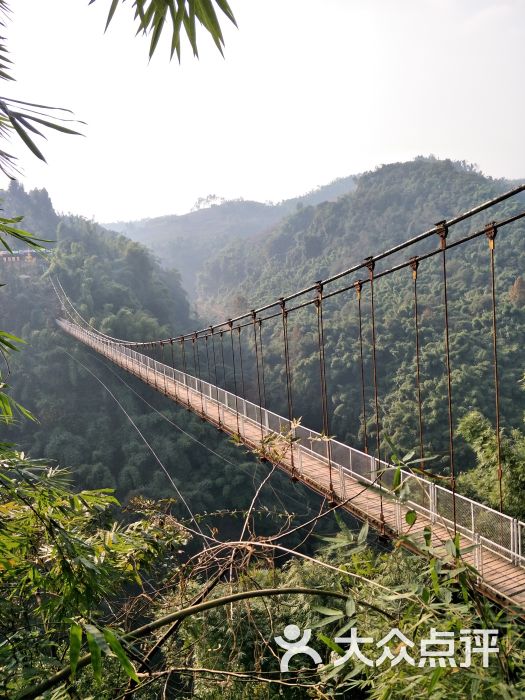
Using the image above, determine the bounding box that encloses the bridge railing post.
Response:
[395,499,402,534]
[473,534,482,582]
[517,520,522,567]
[430,482,437,524]
[370,455,378,486]
[511,518,520,566]
[338,463,346,500]
[240,399,247,437]
[297,443,303,476]
[478,535,484,580]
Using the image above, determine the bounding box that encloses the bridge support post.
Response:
[516,524,525,566]
[338,464,346,500]
[511,518,519,565]
[477,535,484,581]
[473,534,482,582]
[370,456,378,486]
[430,483,437,524]
[297,443,303,476]
[395,499,402,534]
[240,399,246,437]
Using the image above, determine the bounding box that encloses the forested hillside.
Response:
[198,158,521,311]
[195,159,525,515]
[1,184,325,527]
[2,162,525,698]
[4,160,525,519]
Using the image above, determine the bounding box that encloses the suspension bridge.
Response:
[57,185,525,611]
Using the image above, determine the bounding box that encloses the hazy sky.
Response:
[6,0,525,221]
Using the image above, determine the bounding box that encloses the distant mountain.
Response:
[191,157,525,484]
[196,158,524,318]
[103,174,357,300]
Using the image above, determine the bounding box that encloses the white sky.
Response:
[5,0,525,222]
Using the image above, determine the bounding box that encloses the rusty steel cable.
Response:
[410,257,425,470]
[62,191,525,350]
[219,331,227,391]
[228,321,241,435]
[210,330,222,429]
[160,342,167,395]
[205,335,212,384]
[365,258,384,528]
[486,222,504,513]
[315,283,334,498]
[356,281,368,454]
[237,327,246,401]
[192,335,205,416]
[180,338,191,409]
[170,339,176,399]
[258,319,268,413]
[252,312,266,444]
[437,221,457,534]
[153,342,159,391]
[280,299,296,474]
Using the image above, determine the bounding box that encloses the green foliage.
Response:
[196,158,525,511]
[91,0,237,61]
[152,523,525,700]
[0,198,44,425]
[0,445,187,696]
[1,185,327,530]
[458,410,525,519]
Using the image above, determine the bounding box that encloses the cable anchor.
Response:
[436,220,449,249]
[485,221,498,250]
[409,256,419,281]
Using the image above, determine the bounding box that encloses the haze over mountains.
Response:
[104,174,357,300]
[101,158,523,323]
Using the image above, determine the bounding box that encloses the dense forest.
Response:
[2,158,525,698]
[1,182,325,526]
[193,158,525,516]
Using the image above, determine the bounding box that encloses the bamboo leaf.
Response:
[310,614,344,629]
[85,631,102,683]
[8,117,46,161]
[405,510,417,526]
[103,628,138,682]
[84,624,111,655]
[357,520,369,544]
[214,0,237,25]
[312,606,343,617]
[318,633,344,656]
[104,0,120,31]
[69,623,82,680]
[392,466,401,491]
[345,594,356,618]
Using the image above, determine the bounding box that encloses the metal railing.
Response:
[59,319,525,593]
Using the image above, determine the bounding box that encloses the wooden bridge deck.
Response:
[64,324,525,612]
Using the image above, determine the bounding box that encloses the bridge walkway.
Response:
[59,319,525,611]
